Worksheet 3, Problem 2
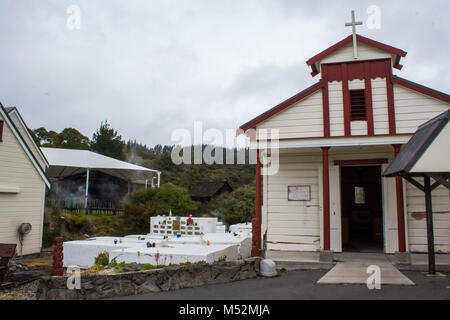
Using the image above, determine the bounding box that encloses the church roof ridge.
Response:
[306,34,407,75]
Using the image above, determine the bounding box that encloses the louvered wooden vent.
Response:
[350,89,366,121]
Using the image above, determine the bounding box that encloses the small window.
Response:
[0,120,3,142]
[354,186,366,204]
[350,89,366,121]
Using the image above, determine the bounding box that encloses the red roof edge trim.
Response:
[238,81,323,133]
[392,76,450,104]
[357,35,407,58]
[306,34,407,67]
[306,35,353,66]
[393,55,404,70]
[310,64,319,77]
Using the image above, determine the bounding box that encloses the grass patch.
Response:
[91,264,106,271]
[140,264,164,271]
[88,259,220,274]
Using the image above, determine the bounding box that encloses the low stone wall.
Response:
[37,257,261,300]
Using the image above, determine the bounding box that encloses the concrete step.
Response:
[397,264,450,272]
[274,260,334,271]
[265,250,334,271]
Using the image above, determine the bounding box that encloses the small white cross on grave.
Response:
[345,10,363,59]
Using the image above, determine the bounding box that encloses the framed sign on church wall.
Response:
[288,185,311,201]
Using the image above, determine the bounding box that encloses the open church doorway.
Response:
[341,165,383,252]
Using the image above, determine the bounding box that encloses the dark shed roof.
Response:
[383,109,450,177]
[189,181,232,198]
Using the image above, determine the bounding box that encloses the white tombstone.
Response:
[150,216,218,236]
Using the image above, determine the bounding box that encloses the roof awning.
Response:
[42,147,161,183]
[383,109,450,178]
[382,109,450,276]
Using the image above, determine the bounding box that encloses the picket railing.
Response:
[48,198,124,215]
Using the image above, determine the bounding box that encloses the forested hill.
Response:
[125,141,255,190]
[32,124,255,190]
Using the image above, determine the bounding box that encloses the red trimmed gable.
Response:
[238,35,448,140]
[239,81,322,132]
[392,76,450,104]
[306,34,407,76]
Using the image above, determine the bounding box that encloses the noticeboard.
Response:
[288,185,311,201]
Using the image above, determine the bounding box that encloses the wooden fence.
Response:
[48,198,124,215]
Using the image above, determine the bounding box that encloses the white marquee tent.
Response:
[42,147,161,185]
[42,148,161,208]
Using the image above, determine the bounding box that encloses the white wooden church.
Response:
[240,23,450,256]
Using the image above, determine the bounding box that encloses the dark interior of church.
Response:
[341,165,383,252]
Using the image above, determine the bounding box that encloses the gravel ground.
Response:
[0,252,53,300]
[0,280,39,300]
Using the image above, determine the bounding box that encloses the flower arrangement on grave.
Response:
[187,215,193,226]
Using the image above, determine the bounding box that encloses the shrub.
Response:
[123,183,200,234]
[94,251,110,266]
[42,228,60,248]
[91,215,125,236]
[62,213,93,234]
[209,184,255,225]
[45,199,62,216]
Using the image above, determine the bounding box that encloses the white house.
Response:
[6,107,49,171]
[239,34,450,257]
[0,105,50,255]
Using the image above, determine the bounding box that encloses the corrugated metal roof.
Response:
[383,109,450,177]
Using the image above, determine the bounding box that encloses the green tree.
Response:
[32,127,89,149]
[57,128,90,149]
[33,127,59,146]
[90,121,125,160]
[209,184,255,225]
[123,183,200,234]
[29,128,42,146]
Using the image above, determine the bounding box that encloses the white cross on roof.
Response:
[345,10,363,59]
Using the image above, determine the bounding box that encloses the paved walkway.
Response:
[266,250,450,272]
[115,269,449,300]
[112,251,449,300]
[390,253,450,272]
[317,253,414,285]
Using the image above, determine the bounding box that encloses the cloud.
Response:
[0,0,448,146]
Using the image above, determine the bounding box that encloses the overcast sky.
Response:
[0,0,448,147]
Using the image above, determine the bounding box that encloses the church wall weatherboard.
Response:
[239,33,450,256]
[0,105,50,255]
